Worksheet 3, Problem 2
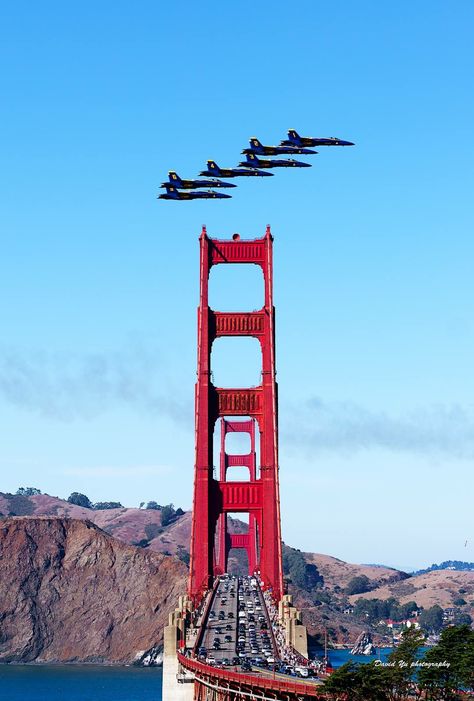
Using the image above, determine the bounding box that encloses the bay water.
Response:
[0,665,163,701]
[0,649,409,699]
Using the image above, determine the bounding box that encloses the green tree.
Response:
[418,605,444,635]
[398,601,419,620]
[16,487,41,496]
[345,575,373,595]
[177,545,190,566]
[453,611,472,626]
[356,662,390,701]
[453,597,466,606]
[67,492,92,508]
[323,661,360,700]
[353,598,394,623]
[418,625,474,700]
[323,661,389,701]
[282,544,323,591]
[161,504,175,526]
[146,501,161,510]
[93,501,123,510]
[384,627,425,700]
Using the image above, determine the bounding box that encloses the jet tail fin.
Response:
[246,152,259,165]
[288,129,302,144]
[249,137,263,152]
[168,171,183,186]
[206,160,221,175]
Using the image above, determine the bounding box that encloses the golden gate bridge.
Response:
[162,227,327,700]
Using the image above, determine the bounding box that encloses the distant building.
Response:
[442,608,456,622]
[381,618,420,630]
[405,618,420,629]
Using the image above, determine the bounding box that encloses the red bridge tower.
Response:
[189,226,284,604]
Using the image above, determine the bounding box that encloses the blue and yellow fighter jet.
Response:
[281,129,354,148]
[162,171,236,190]
[199,160,273,178]
[239,153,311,169]
[242,137,317,156]
[158,185,231,201]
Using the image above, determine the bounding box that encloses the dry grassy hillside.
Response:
[349,568,474,611]
[2,490,473,647]
[305,552,408,591]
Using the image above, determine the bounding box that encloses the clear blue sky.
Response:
[1,1,473,571]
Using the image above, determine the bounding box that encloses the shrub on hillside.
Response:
[93,502,123,510]
[146,501,161,510]
[67,492,93,509]
[345,575,373,595]
[282,544,323,591]
[16,487,41,496]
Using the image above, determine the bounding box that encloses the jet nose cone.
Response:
[300,162,312,167]
[342,140,355,146]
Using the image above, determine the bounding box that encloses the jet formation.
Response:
[158,129,354,202]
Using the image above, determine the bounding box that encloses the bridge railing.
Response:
[177,652,325,698]
[192,577,220,655]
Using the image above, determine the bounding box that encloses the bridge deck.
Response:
[178,653,325,699]
[178,575,326,700]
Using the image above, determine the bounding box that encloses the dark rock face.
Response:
[0,517,187,663]
[350,630,376,655]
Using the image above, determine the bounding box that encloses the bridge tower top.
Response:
[189,226,284,604]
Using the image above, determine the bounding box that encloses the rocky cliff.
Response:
[0,517,187,664]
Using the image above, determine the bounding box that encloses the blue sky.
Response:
[1,1,473,570]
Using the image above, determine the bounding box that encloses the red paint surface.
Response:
[178,653,325,699]
[189,227,284,604]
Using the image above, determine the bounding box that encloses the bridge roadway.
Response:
[179,575,325,700]
[178,653,325,701]
[199,575,277,668]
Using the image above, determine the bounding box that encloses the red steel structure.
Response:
[215,418,259,576]
[177,653,325,700]
[189,226,284,604]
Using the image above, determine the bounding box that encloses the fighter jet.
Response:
[199,160,273,178]
[281,129,355,148]
[242,137,317,156]
[158,185,231,201]
[239,153,311,169]
[162,171,236,190]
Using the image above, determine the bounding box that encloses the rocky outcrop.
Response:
[350,631,376,655]
[0,517,187,664]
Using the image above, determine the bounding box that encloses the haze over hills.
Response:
[1,490,473,661]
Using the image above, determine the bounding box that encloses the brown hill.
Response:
[349,568,474,612]
[0,516,187,664]
[0,492,179,553]
[305,552,408,592]
[2,491,473,650]
[0,493,243,560]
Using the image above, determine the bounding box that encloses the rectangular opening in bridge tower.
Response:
[189,226,283,605]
